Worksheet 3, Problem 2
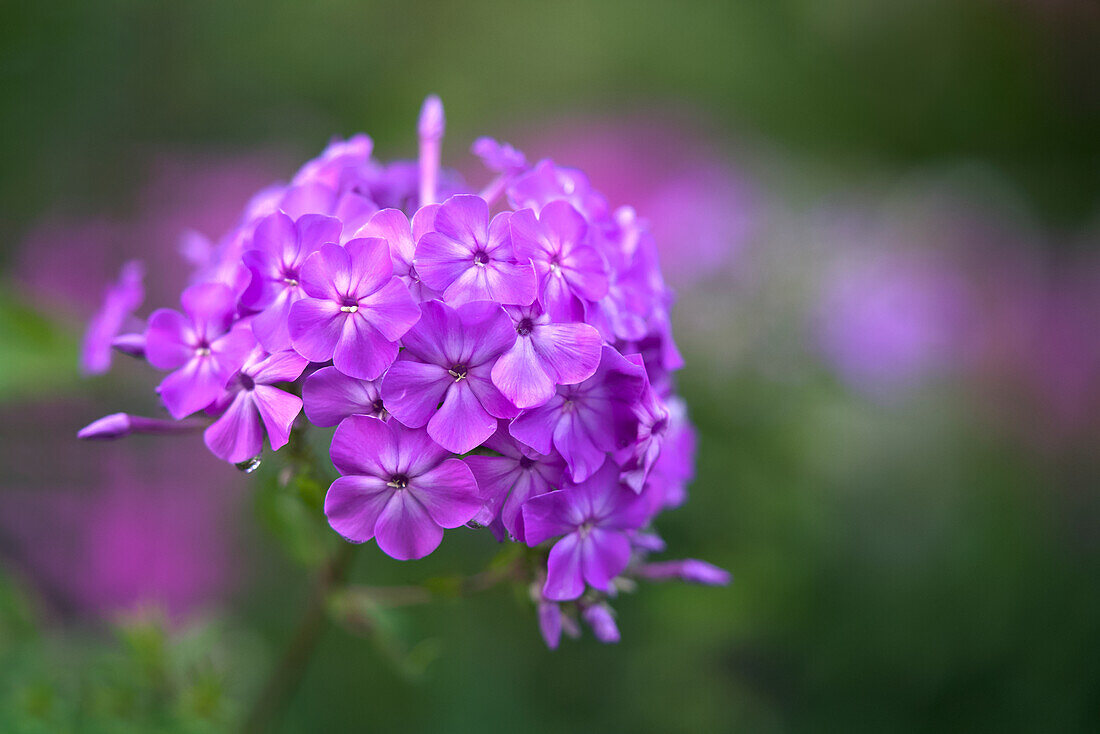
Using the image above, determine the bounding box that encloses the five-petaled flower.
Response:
[522,460,649,601]
[324,415,482,560]
[382,300,519,454]
[288,238,421,380]
[144,282,256,419]
[415,194,538,306]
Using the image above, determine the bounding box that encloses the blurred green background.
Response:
[2,1,1099,732]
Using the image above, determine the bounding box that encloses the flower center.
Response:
[340,298,359,313]
[518,455,536,470]
[283,276,299,287]
[239,373,256,391]
[195,341,212,357]
[651,417,669,436]
[387,474,410,490]
[516,318,534,337]
[371,398,385,415]
[448,364,468,381]
[548,257,562,274]
[473,251,490,266]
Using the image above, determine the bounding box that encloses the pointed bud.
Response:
[78,413,204,440]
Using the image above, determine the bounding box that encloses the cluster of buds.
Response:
[80,96,727,646]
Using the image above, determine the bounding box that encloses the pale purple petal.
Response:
[303,366,384,426]
[324,475,394,543]
[411,459,481,528]
[427,383,496,454]
[374,491,444,560]
[329,414,394,478]
[580,528,631,592]
[203,391,263,463]
[381,359,451,428]
[252,385,303,451]
[543,533,585,601]
[288,297,344,362]
[532,322,603,385]
[333,314,399,380]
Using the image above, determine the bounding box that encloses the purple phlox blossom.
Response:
[510,200,609,322]
[303,365,387,427]
[82,260,146,375]
[472,137,528,205]
[641,396,695,511]
[415,194,537,306]
[349,160,465,213]
[241,212,342,351]
[78,413,205,440]
[507,159,609,222]
[324,415,481,560]
[490,303,603,409]
[464,426,567,543]
[204,348,307,464]
[381,300,518,454]
[145,282,256,419]
[472,137,527,174]
[580,601,620,644]
[510,345,646,483]
[522,460,649,601]
[615,355,670,493]
[288,238,421,380]
[355,206,442,302]
[636,559,731,586]
[291,133,374,189]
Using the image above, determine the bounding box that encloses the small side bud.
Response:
[418,94,445,141]
[581,603,620,644]
[77,413,204,440]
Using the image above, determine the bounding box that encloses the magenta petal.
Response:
[181,282,236,337]
[144,309,192,369]
[288,298,344,362]
[252,385,303,451]
[157,356,225,419]
[427,383,496,454]
[540,200,588,249]
[250,287,298,352]
[251,211,296,261]
[374,491,444,560]
[533,322,602,385]
[543,534,585,601]
[398,299,464,364]
[358,278,421,341]
[483,260,538,306]
[389,421,450,476]
[329,415,394,477]
[303,366,381,427]
[553,411,606,483]
[381,359,451,428]
[412,459,481,528]
[333,316,398,380]
[203,391,262,463]
[343,237,394,296]
[538,601,563,650]
[463,455,517,521]
[491,337,554,409]
[299,243,352,300]
[433,194,488,245]
[414,232,474,291]
[508,396,563,455]
[580,528,631,592]
[359,208,415,263]
[466,372,520,420]
[324,475,394,543]
[563,245,609,301]
[460,301,517,365]
[521,490,578,546]
[251,349,308,384]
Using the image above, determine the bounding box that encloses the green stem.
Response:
[241,542,356,734]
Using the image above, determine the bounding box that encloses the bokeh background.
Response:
[2,1,1100,731]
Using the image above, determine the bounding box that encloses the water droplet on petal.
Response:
[236,456,262,473]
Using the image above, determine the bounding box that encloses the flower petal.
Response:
[203,391,262,464]
[427,383,496,454]
[491,337,555,409]
[252,384,303,452]
[580,528,631,592]
[358,278,421,342]
[288,297,344,362]
[324,475,394,543]
[303,366,382,427]
[374,491,444,560]
[412,459,481,528]
[334,315,398,380]
[531,322,602,385]
[381,358,451,428]
[329,414,394,478]
[543,533,585,601]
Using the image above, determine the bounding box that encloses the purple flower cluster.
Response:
[80,97,726,646]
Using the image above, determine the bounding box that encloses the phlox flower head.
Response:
[79,97,726,646]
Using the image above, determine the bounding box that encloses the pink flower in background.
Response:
[815,252,970,396]
[0,405,241,620]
